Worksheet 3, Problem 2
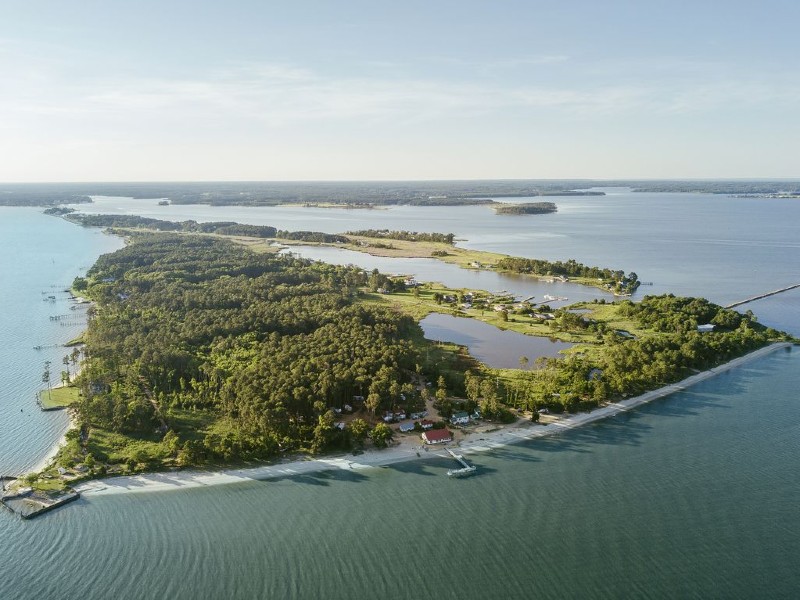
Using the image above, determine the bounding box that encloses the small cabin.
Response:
[450,412,470,426]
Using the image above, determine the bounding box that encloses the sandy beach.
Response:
[74,342,793,497]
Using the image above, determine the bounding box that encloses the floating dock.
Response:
[446,448,477,478]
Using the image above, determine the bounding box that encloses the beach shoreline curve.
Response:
[74,342,793,498]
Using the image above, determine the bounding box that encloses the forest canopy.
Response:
[74,234,430,464]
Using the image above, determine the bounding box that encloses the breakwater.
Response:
[726,283,800,309]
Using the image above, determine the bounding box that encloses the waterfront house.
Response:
[450,411,470,426]
[422,429,452,445]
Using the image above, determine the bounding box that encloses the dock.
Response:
[1,485,80,519]
[446,448,477,478]
[725,283,800,309]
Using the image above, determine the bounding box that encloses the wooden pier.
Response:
[725,283,800,309]
[446,448,477,477]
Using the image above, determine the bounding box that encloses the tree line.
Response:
[346,229,456,245]
[496,256,640,294]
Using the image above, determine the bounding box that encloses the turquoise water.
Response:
[1,197,799,598]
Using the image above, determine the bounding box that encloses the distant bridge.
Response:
[725,283,800,309]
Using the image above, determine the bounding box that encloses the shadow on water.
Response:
[385,456,498,479]
[261,467,370,486]
[507,378,746,458]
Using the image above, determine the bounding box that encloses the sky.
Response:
[1,0,799,182]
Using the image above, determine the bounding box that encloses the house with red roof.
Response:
[421,429,452,445]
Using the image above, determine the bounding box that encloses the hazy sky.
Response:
[2,1,799,181]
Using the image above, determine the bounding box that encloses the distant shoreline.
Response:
[75,342,792,497]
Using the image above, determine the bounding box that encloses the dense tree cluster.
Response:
[493,202,557,215]
[346,230,456,245]
[274,230,349,243]
[504,295,785,414]
[496,257,640,294]
[65,213,280,238]
[0,191,90,206]
[76,234,426,462]
[616,294,748,332]
[62,213,353,243]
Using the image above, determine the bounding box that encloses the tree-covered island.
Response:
[27,218,791,488]
[493,202,557,215]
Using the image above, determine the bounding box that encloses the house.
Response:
[335,422,346,431]
[394,408,407,420]
[420,419,434,430]
[383,412,395,423]
[450,411,470,426]
[410,411,428,420]
[697,324,715,333]
[422,429,452,445]
[399,422,416,433]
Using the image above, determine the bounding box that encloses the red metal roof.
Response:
[423,429,452,443]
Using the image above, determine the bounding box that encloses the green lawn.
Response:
[39,386,82,409]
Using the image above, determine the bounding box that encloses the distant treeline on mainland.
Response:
[5,180,800,207]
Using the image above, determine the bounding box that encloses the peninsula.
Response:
[15,223,790,498]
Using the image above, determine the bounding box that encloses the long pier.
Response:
[725,283,800,309]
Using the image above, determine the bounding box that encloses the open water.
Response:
[1,192,799,599]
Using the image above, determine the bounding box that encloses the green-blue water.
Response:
[1,197,799,598]
[2,350,798,599]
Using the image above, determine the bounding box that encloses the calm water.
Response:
[281,245,609,307]
[0,208,123,474]
[1,195,799,599]
[72,191,800,309]
[420,313,574,368]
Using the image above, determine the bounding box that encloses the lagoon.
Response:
[420,312,574,368]
[282,244,609,307]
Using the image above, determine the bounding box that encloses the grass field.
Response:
[39,386,81,409]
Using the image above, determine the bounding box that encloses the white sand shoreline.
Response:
[75,342,793,497]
